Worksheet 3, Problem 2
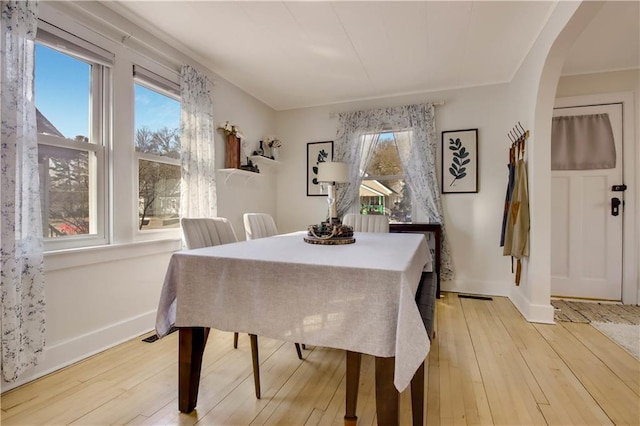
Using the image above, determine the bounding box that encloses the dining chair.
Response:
[243,212,278,240]
[342,213,390,233]
[180,217,267,398]
[243,212,305,358]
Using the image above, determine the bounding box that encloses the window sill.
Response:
[44,238,182,272]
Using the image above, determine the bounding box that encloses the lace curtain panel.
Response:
[180,65,217,218]
[1,0,46,382]
[333,103,453,280]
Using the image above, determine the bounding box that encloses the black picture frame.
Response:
[307,141,334,196]
[441,129,478,193]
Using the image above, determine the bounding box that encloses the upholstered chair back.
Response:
[342,213,390,233]
[181,217,238,249]
[243,213,278,240]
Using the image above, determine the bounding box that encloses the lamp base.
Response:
[304,219,355,245]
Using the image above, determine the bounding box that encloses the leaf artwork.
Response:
[312,149,329,185]
[448,138,470,187]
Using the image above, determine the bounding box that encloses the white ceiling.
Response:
[106,1,639,111]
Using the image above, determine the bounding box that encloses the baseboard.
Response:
[509,289,555,324]
[1,310,156,393]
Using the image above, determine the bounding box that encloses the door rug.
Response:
[551,299,640,325]
[551,299,639,360]
[591,321,640,360]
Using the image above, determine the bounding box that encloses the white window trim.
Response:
[36,39,111,251]
[133,75,181,235]
[359,132,417,223]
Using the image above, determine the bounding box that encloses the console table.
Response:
[389,223,441,298]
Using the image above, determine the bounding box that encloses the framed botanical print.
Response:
[441,129,478,193]
[307,141,333,196]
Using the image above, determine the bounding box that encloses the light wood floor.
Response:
[2,294,638,425]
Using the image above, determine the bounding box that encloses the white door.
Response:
[551,103,623,301]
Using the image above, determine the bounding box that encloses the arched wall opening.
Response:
[507,1,607,322]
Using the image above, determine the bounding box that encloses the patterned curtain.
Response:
[334,103,453,280]
[0,0,46,382]
[333,111,387,216]
[179,65,216,218]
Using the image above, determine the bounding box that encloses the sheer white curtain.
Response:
[334,131,381,217]
[334,111,386,217]
[180,65,216,218]
[334,103,453,280]
[1,0,46,382]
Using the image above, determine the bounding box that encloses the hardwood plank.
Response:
[0,336,146,413]
[70,361,177,425]
[536,320,640,425]
[563,321,640,392]
[142,335,284,426]
[208,345,333,426]
[3,338,179,425]
[462,296,547,425]
[304,408,324,425]
[492,298,611,425]
[261,347,345,425]
[3,293,638,426]
[439,294,493,425]
[425,323,441,425]
[123,414,150,425]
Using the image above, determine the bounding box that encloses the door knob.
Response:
[611,197,621,216]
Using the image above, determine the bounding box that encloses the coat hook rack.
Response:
[508,123,530,160]
[502,121,532,287]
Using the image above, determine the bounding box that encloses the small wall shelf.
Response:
[249,155,282,171]
[218,168,262,185]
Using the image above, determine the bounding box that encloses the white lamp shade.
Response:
[317,162,350,183]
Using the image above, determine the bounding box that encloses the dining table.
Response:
[156,231,432,425]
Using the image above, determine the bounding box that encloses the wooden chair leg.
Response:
[249,334,261,399]
[295,343,303,360]
[233,332,239,349]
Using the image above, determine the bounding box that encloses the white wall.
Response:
[276,84,516,297]
[213,74,279,239]
[507,1,605,322]
[1,2,278,391]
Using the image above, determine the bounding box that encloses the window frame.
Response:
[35,29,111,251]
[133,69,182,234]
[359,131,416,223]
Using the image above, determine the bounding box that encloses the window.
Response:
[359,132,412,223]
[134,66,181,231]
[35,22,112,250]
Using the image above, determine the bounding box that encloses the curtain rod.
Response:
[328,100,445,119]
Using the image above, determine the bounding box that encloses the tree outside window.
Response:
[35,43,105,244]
[134,82,181,230]
[360,133,412,223]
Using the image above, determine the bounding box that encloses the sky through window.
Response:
[35,44,181,139]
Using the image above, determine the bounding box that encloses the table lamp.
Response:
[317,161,350,221]
[304,162,355,245]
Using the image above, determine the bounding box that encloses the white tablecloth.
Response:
[156,231,431,391]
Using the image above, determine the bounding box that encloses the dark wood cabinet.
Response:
[390,223,441,298]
